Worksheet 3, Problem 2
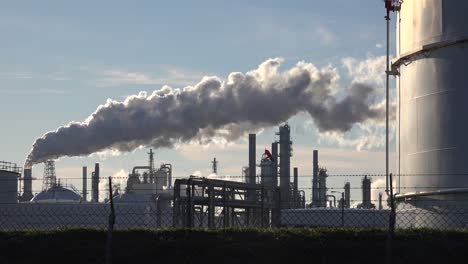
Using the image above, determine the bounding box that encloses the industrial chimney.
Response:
[271,142,278,187]
[92,163,99,202]
[344,182,351,209]
[318,168,328,207]
[293,167,298,208]
[82,166,87,202]
[312,150,319,207]
[278,124,292,208]
[379,193,383,210]
[21,168,33,202]
[248,134,256,185]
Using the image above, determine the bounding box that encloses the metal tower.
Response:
[357,175,376,209]
[344,181,351,209]
[212,157,218,174]
[277,124,292,208]
[42,160,57,191]
[148,149,155,184]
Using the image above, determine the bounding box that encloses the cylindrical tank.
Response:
[396,0,468,191]
[260,156,274,187]
[0,162,20,205]
[394,0,468,227]
[155,169,168,191]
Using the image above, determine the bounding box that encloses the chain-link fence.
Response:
[1,170,468,263]
[0,172,467,231]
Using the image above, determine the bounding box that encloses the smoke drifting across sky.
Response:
[26,58,385,166]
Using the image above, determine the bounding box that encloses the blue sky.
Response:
[0,0,396,201]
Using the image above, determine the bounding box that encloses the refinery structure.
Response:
[0,124,388,229]
[1,0,468,229]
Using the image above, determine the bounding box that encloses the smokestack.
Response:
[344,182,351,209]
[21,168,33,202]
[379,193,383,210]
[293,167,298,208]
[278,124,291,208]
[82,166,87,202]
[271,142,278,187]
[312,150,319,207]
[362,175,371,205]
[293,167,298,192]
[248,134,256,185]
[92,163,99,202]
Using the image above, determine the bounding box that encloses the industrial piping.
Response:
[132,166,151,176]
[160,163,173,188]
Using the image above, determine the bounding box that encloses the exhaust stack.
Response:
[344,182,351,209]
[271,142,278,187]
[92,163,99,202]
[82,166,87,202]
[21,168,33,202]
[248,134,256,185]
[312,150,319,206]
[278,124,292,208]
[293,167,298,193]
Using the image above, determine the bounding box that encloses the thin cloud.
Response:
[95,66,207,88]
[0,72,34,79]
[315,26,337,46]
[0,71,69,81]
[0,88,66,95]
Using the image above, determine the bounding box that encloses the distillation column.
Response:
[278,124,292,208]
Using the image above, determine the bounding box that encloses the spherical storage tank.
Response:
[31,186,82,203]
[394,0,468,225]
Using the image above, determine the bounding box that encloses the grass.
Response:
[0,228,466,264]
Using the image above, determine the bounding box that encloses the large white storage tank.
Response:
[394,0,468,227]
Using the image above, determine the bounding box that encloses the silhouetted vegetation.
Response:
[0,228,466,264]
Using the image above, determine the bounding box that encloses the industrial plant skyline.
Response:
[0,0,396,199]
[2,4,468,263]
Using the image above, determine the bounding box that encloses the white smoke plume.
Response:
[26,58,385,166]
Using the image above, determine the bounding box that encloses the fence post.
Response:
[386,173,396,264]
[156,197,162,228]
[106,176,115,264]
